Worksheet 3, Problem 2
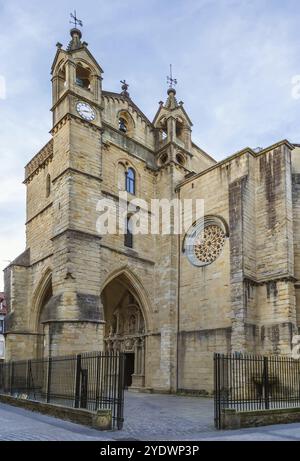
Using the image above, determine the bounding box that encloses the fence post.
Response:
[26,360,31,396]
[214,353,221,429]
[95,352,101,411]
[74,354,81,408]
[46,357,52,403]
[10,362,14,395]
[0,362,3,394]
[116,352,125,430]
[263,356,270,410]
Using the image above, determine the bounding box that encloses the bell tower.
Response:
[151,69,194,391]
[44,20,105,357]
[51,26,103,127]
[153,68,193,170]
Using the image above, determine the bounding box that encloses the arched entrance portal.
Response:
[36,275,53,358]
[102,273,146,390]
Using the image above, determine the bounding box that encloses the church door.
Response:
[124,353,135,388]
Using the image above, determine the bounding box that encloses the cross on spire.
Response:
[70,10,83,29]
[167,64,177,89]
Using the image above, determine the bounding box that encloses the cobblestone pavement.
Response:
[1,392,300,441]
[115,392,215,440]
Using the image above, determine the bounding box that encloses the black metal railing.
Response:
[214,353,300,429]
[0,351,125,430]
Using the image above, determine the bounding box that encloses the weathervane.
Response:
[167,64,177,89]
[120,79,129,96]
[70,10,83,28]
[120,80,129,91]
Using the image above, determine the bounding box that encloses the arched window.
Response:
[119,117,128,133]
[76,64,91,90]
[57,64,66,97]
[124,215,133,248]
[176,152,186,166]
[46,174,51,198]
[158,117,168,144]
[126,168,135,195]
[118,111,134,136]
[176,120,184,140]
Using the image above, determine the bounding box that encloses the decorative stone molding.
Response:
[24,140,53,184]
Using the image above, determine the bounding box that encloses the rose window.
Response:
[194,225,226,264]
[184,218,227,267]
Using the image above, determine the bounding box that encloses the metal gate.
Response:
[0,351,125,430]
[214,352,300,429]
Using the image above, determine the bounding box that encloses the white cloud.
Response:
[1,0,300,289]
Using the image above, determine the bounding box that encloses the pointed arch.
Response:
[46,173,51,197]
[114,158,141,195]
[101,266,153,332]
[29,268,53,332]
[126,167,136,195]
[117,110,135,137]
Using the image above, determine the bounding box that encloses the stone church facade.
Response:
[4,27,300,393]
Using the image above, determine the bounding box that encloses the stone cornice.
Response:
[51,228,102,242]
[24,139,53,184]
[102,122,155,155]
[176,139,295,191]
[26,202,53,225]
[102,91,153,128]
[101,189,153,215]
[155,141,193,158]
[4,331,44,336]
[244,275,298,286]
[50,112,103,135]
[52,167,103,184]
[100,242,155,266]
[29,253,53,268]
[51,89,103,113]
[41,319,105,325]
[155,159,191,175]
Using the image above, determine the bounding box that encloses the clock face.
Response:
[76,101,96,121]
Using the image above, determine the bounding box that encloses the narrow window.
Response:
[76,65,91,90]
[125,215,133,248]
[126,168,135,195]
[46,174,51,198]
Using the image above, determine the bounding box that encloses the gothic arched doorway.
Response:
[102,272,147,389]
[36,275,53,359]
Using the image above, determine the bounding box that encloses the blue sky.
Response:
[1,0,300,289]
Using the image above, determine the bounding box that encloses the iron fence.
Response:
[214,353,300,429]
[0,351,125,430]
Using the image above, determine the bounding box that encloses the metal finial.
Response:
[167,64,177,89]
[70,10,83,28]
[120,80,130,96]
[120,79,129,92]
